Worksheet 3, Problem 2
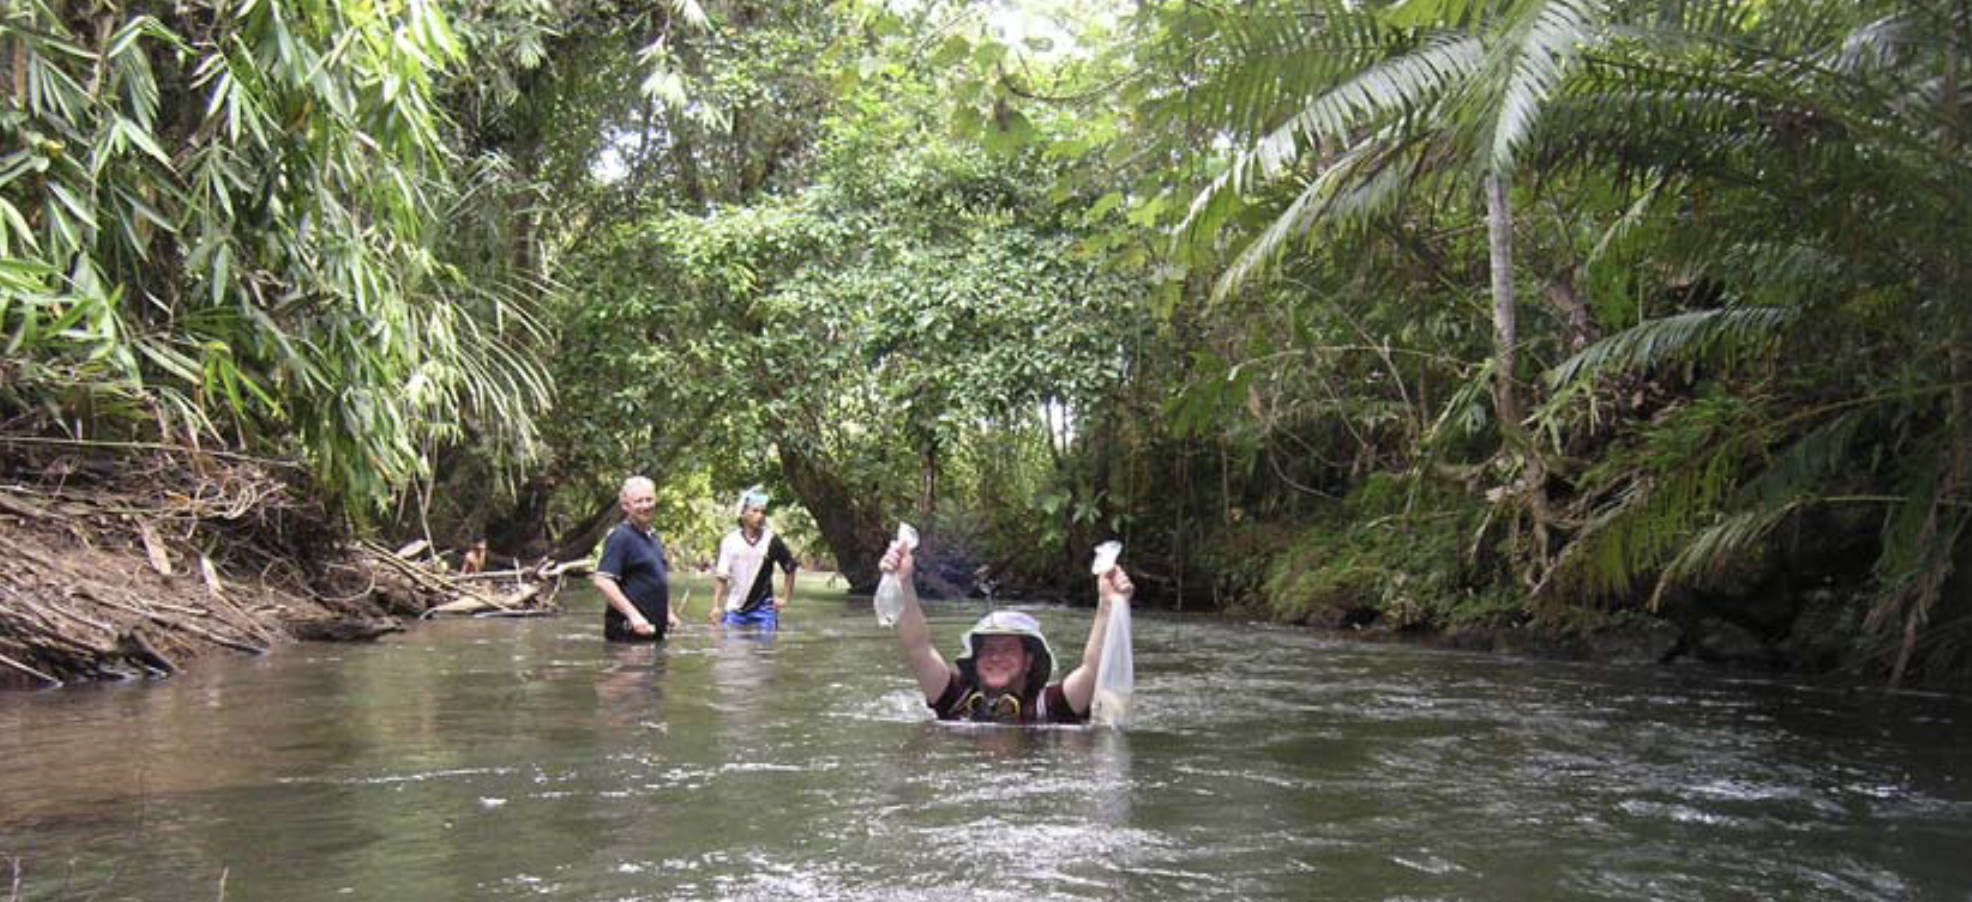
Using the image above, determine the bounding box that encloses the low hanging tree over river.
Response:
[551,83,1143,594]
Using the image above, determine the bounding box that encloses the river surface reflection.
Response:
[1,575,1969,901]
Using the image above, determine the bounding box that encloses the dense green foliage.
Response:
[8,0,1971,683]
[555,60,1143,587]
[2,1,551,515]
[1101,0,1972,681]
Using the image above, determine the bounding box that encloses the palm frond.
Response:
[1181,28,1480,242]
[1208,132,1419,303]
[1647,499,1804,608]
[1422,358,1497,452]
[1864,436,1969,682]
[1487,0,1607,171]
[1547,306,1796,389]
[1554,404,1866,604]
[1167,0,1396,141]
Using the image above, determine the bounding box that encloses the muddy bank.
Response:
[0,441,555,689]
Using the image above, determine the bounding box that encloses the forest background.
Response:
[4,0,1969,686]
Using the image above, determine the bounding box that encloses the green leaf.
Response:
[932,36,971,67]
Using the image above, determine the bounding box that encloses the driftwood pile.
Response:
[375,537,588,619]
[0,438,572,688]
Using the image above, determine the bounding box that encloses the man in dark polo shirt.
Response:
[591,476,679,642]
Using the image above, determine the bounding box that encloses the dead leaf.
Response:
[138,521,174,576]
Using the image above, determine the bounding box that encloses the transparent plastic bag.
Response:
[1089,541,1134,727]
[872,522,920,628]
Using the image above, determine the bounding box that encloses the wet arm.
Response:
[777,565,797,609]
[890,559,951,703]
[1060,568,1130,714]
[710,576,730,622]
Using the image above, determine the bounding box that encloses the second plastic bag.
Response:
[1089,540,1134,727]
[872,522,920,628]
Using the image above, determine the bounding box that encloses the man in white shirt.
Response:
[710,487,798,629]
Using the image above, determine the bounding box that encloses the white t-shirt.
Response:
[715,527,795,613]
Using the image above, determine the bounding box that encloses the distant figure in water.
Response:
[711,486,798,629]
[879,541,1131,725]
[592,476,678,642]
[460,537,488,575]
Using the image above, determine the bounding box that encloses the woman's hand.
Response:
[880,541,915,580]
[1099,566,1133,608]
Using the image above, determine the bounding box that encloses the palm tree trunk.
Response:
[1485,172,1555,578]
[1485,173,1522,432]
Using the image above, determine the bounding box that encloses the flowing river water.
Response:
[2,574,1969,901]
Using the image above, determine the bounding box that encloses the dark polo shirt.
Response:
[597,521,669,641]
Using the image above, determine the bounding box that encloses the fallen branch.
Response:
[0,651,61,687]
[0,489,50,520]
[116,630,180,675]
[454,568,534,582]
[289,617,402,642]
[456,559,590,582]
[498,583,542,608]
[423,597,498,617]
[358,539,482,604]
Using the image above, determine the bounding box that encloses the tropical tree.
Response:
[433,0,847,556]
[1138,0,1972,680]
[1531,0,1972,682]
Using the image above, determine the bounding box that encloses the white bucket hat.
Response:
[954,610,1056,691]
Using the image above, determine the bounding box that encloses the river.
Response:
[1,574,1968,901]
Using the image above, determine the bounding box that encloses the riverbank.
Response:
[0,438,1913,691]
[1242,473,1936,686]
[0,442,478,688]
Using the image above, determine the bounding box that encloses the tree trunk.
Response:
[1485,173,1524,436]
[1485,172,1555,578]
[779,444,887,592]
[918,441,937,550]
[546,495,620,564]
[485,473,556,559]
[667,108,708,211]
